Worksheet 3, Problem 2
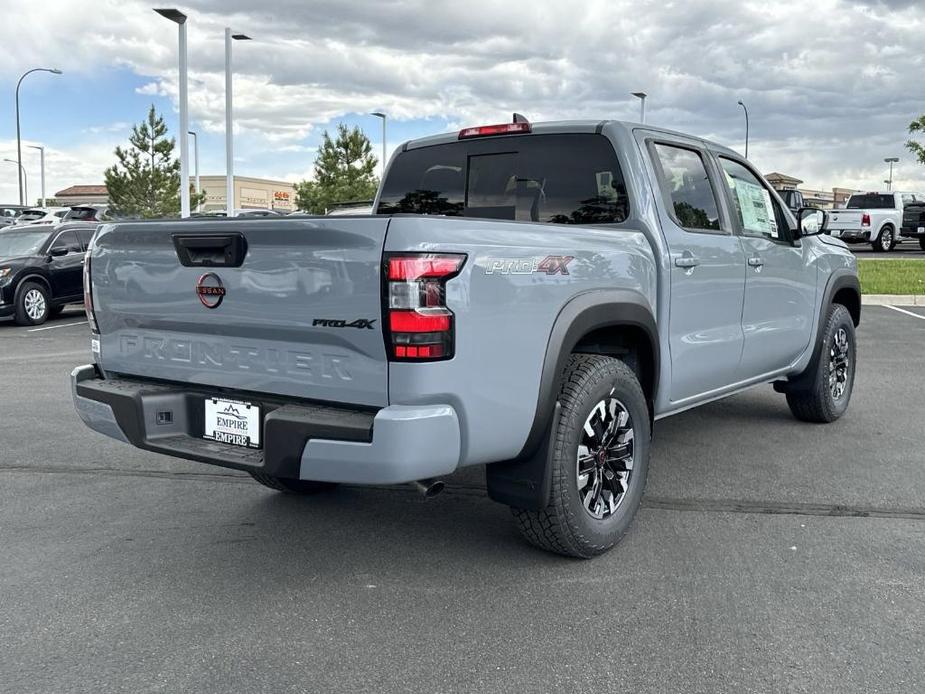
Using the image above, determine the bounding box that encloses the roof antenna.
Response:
[513,113,530,124]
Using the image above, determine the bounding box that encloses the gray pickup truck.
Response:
[72,118,860,558]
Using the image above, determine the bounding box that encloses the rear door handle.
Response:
[747,256,764,268]
[674,256,699,268]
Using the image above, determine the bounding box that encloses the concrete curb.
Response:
[862,294,925,307]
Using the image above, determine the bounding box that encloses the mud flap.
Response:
[485,402,561,511]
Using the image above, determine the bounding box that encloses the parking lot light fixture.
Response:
[737,100,749,159]
[27,145,45,207]
[188,130,200,210]
[371,112,387,175]
[884,157,899,191]
[154,8,190,218]
[15,68,62,206]
[631,92,647,124]
[3,159,28,206]
[225,29,252,217]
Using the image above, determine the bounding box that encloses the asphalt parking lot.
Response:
[1,306,924,693]
[850,242,925,259]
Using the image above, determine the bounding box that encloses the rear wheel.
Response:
[14,282,50,326]
[785,303,856,423]
[511,354,650,559]
[871,226,895,252]
[249,471,338,495]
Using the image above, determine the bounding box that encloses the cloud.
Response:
[1,0,925,201]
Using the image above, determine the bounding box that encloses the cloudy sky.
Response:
[1,0,923,205]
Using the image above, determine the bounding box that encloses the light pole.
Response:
[27,145,45,207]
[154,8,190,218]
[371,112,387,174]
[4,159,27,207]
[225,29,252,217]
[884,157,899,191]
[631,92,647,124]
[188,130,200,211]
[15,67,62,205]
[737,100,749,159]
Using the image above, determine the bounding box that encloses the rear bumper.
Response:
[71,365,461,485]
[828,229,870,243]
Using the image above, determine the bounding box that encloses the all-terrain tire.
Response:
[785,303,856,423]
[512,354,650,559]
[249,471,338,494]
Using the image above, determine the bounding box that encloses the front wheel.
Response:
[871,226,895,252]
[14,282,50,326]
[785,303,856,423]
[249,471,338,495]
[511,354,650,559]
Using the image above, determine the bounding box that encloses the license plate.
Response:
[918,227,924,234]
[204,398,261,449]
[831,229,842,237]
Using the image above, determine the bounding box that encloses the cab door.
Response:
[647,140,747,403]
[46,229,85,300]
[713,155,815,376]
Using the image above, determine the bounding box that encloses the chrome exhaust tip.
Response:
[411,478,445,498]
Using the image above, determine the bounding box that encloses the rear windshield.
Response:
[17,210,45,220]
[847,194,894,209]
[64,208,98,221]
[377,134,629,224]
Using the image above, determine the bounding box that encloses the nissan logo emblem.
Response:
[196,272,226,309]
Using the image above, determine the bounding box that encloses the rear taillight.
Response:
[861,213,871,227]
[83,251,98,334]
[384,253,466,361]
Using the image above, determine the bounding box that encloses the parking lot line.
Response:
[883,305,925,321]
[26,321,88,333]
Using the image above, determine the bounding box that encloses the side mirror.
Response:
[796,207,827,237]
[49,247,68,257]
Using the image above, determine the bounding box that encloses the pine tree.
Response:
[908,115,925,167]
[104,106,205,218]
[295,124,380,214]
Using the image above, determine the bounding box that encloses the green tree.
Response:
[295,124,379,214]
[104,105,205,218]
[906,114,925,167]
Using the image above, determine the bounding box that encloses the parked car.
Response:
[0,205,28,228]
[827,191,925,251]
[73,118,860,558]
[63,205,108,223]
[775,189,806,214]
[0,223,95,325]
[194,209,284,218]
[13,206,72,226]
[901,202,925,251]
[327,201,375,216]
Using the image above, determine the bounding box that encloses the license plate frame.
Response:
[203,397,262,449]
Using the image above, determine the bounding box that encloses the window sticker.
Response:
[735,179,777,238]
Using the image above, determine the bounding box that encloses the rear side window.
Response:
[75,228,95,249]
[651,144,721,231]
[847,194,894,209]
[377,134,629,225]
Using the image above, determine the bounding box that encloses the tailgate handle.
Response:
[172,234,247,268]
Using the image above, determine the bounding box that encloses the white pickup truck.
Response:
[828,191,925,252]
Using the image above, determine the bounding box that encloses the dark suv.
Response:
[0,223,95,325]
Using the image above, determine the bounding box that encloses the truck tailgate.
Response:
[91,217,390,407]
[828,209,863,231]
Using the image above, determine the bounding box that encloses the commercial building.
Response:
[54,185,109,205]
[53,176,298,213]
[198,175,297,213]
[764,173,858,210]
